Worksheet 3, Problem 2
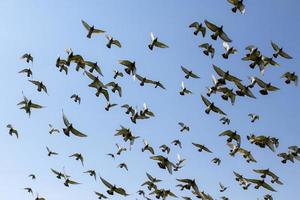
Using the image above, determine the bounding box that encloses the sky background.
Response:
[0,0,299,199]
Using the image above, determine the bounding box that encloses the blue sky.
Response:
[0,0,299,199]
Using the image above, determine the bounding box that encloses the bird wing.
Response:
[81,20,91,30]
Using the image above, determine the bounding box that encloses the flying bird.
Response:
[189,22,206,37]
[204,20,232,42]
[81,19,105,38]
[62,111,87,137]
[148,32,169,50]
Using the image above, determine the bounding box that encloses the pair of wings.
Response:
[62,112,87,137]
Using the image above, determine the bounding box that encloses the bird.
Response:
[46,146,58,157]
[245,179,277,192]
[134,74,155,87]
[271,41,292,59]
[220,117,230,125]
[142,139,155,154]
[105,35,121,48]
[219,130,241,146]
[21,53,33,63]
[117,163,128,171]
[84,61,103,76]
[179,81,192,96]
[50,168,70,180]
[227,0,246,14]
[227,143,257,163]
[192,143,213,153]
[148,32,169,50]
[178,122,190,132]
[48,124,60,134]
[105,81,122,97]
[222,42,237,59]
[84,170,97,180]
[281,72,298,86]
[150,155,176,174]
[213,64,241,85]
[247,134,279,152]
[159,144,171,154]
[118,60,136,75]
[253,169,283,185]
[17,94,43,116]
[116,143,127,155]
[253,77,279,95]
[219,182,229,192]
[29,174,36,180]
[201,95,226,115]
[233,171,251,190]
[81,19,105,38]
[171,139,182,148]
[189,22,206,37]
[176,179,200,195]
[211,157,221,165]
[19,68,32,77]
[6,124,19,138]
[181,66,200,79]
[216,87,236,105]
[69,153,84,166]
[199,43,215,58]
[94,191,108,199]
[62,111,87,137]
[204,20,232,42]
[24,187,33,195]
[113,70,124,79]
[70,94,81,104]
[105,102,117,111]
[100,176,129,196]
[28,80,48,94]
[248,113,260,123]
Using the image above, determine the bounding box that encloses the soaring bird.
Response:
[69,153,84,166]
[19,68,32,77]
[248,113,260,123]
[84,61,103,76]
[189,22,206,37]
[17,95,43,116]
[204,20,232,42]
[81,20,105,38]
[29,80,48,94]
[148,32,169,50]
[84,170,97,180]
[219,130,241,146]
[105,82,122,97]
[62,111,87,137]
[271,41,292,59]
[178,122,190,132]
[100,177,129,196]
[201,95,226,115]
[46,146,58,157]
[70,94,81,104]
[254,77,279,95]
[105,35,122,48]
[181,66,200,79]
[192,143,213,153]
[245,179,277,192]
[253,169,283,185]
[118,60,137,75]
[213,64,241,84]
[150,155,176,174]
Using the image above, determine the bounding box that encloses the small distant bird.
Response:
[150,155,176,174]
[106,82,122,97]
[227,0,245,14]
[117,163,128,171]
[100,176,129,196]
[271,41,292,59]
[204,20,232,42]
[21,53,33,63]
[220,117,230,125]
[24,187,33,195]
[62,111,87,137]
[70,94,81,104]
[248,113,259,123]
[19,68,32,77]
[95,191,108,199]
[201,95,226,115]
[181,66,200,79]
[81,20,105,38]
[48,124,60,134]
[171,139,182,149]
[18,94,43,116]
[84,61,103,76]
[46,146,58,157]
[189,22,206,37]
[160,144,171,154]
[105,102,117,111]
[199,43,215,58]
[245,178,276,192]
[116,143,127,155]
[107,153,115,159]
[281,72,298,86]
[6,124,19,138]
[148,32,169,50]
[254,77,279,95]
[219,182,228,192]
[192,143,213,153]
[84,170,97,180]
[29,174,36,180]
[178,122,190,132]
[113,70,124,79]
[222,42,237,59]
[142,139,155,155]
[118,60,136,75]
[29,80,48,94]
[105,35,121,48]
[69,153,84,166]
[179,82,192,96]
[219,130,241,146]
[211,157,221,165]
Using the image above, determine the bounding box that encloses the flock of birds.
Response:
[5,1,299,200]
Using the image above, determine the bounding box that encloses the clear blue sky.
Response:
[0,0,299,199]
